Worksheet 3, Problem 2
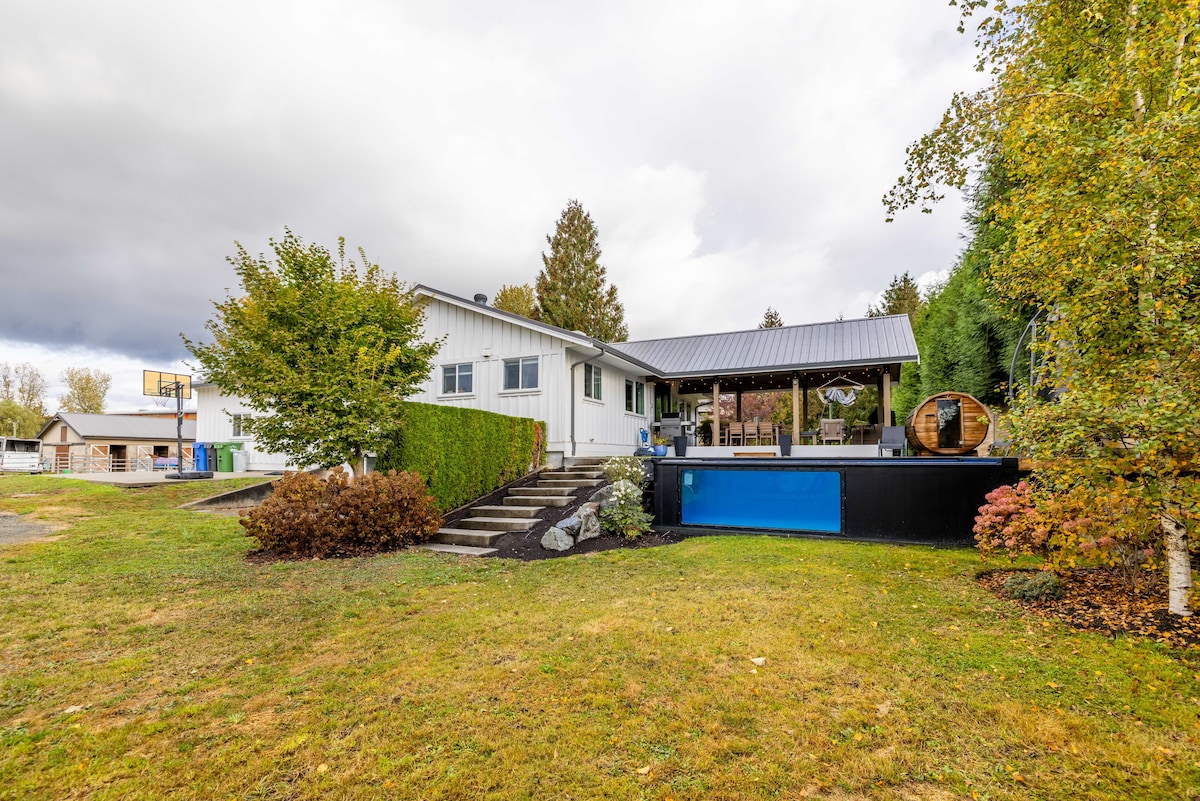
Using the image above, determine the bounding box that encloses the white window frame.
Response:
[584,363,602,401]
[625,379,645,414]
[231,413,252,438]
[502,356,539,391]
[441,362,474,395]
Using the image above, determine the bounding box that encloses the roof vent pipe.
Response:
[473,293,487,304]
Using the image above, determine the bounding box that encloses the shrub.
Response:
[973,481,1048,561]
[1003,571,1065,601]
[601,455,648,486]
[600,503,654,540]
[599,478,653,539]
[376,402,545,511]
[241,469,442,558]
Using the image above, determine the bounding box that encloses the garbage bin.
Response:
[193,442,209,472]
[231,447,248,473]
[215,442,234,472]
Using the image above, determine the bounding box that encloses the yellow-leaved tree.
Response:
[887,0,1200,614]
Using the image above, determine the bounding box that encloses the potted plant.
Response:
[651,434,669,457]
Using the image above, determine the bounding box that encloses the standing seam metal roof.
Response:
[606,315,917,377]
[45,413,197,441]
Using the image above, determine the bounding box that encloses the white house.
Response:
[194,285,661,469]
[194,284,919,468]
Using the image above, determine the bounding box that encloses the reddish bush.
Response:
[241,468,443,558]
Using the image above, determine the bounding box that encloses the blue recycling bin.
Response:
[194,442,209,472]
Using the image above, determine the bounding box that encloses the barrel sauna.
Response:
[904,392,992,455]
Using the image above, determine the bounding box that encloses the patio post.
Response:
[791,375,800,439]
[881,367,892,426]
[802,379,809,431]
[712,380,720,446]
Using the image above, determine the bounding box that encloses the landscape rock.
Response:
[576,502,601,541]
[588,484,616,506]
[541,527,574,551]
[557,516,582,535]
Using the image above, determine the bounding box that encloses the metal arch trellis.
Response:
[1007,309,1043,403]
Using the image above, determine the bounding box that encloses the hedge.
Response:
[376,402,546,512]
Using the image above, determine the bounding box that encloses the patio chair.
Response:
[757,421,775,445]
[743,422,760,446]
[727,422,745,447]
[878,425,907,456]
[820,418,845,445]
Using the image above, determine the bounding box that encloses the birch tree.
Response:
[887,0,1200,614]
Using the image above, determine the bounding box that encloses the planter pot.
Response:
[779,433,792,457]
[651,445,669,457]
[673,436,688,457]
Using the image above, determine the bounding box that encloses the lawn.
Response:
[1,475,1197,800]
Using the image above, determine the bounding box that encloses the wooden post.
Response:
[712,381,720,446]
[792,375,801,439]
[802,380,809,431]
[881,367,892,427]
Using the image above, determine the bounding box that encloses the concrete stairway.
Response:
[423,460,608,556]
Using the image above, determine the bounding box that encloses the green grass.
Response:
[1,475,1198,800]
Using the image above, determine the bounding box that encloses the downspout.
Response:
[569,353,605,457]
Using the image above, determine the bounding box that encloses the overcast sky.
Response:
[1,1,982,411]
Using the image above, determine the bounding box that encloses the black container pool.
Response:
[652,457,1022,546]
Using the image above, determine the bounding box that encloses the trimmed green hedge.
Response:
[376,402,546,511]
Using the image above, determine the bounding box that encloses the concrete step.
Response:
[543,469,603,479]
[504,495,573,507]
[417,542,498,556]
[538,478,604,488]
[469,504,542,518]
[457,517,538,531]
[510,486,574,496]
[433,528,509,547]
[565,458,606,467]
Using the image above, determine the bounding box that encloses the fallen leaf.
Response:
[636,765,651,775]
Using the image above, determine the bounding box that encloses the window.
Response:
[625,379,645,414]
[503,357,538,390]
[584,363,602,400]
[231,414,251,437]
[442,363,473,394]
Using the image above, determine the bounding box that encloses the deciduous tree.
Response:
[184,230,440,475]
[0,399,44,438]
[0,362,47,415]
[492,283,539,319]
[535,200,628,342]
[888,0,1200,614]
[59,367,110,414]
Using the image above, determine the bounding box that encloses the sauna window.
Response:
[936,398,962,449]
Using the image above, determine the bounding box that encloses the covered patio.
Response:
[610,314,918,458]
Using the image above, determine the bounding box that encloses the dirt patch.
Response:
[0,511,56,546]
[978,567,1200,649]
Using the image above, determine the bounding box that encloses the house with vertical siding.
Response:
[194,284,918,469]
[194,285,661,470]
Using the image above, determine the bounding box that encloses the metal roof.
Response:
[607,315,918,378]
[42,413,197,441]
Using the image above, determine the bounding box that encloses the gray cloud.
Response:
[1,0,985,364]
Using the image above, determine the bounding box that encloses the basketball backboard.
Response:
[142,370,192,399]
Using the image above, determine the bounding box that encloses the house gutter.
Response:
[569,352,605,457]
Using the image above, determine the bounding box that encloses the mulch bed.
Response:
[442,470,684,561]
[978,567,1200,650]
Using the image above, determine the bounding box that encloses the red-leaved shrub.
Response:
[241,468,443,558]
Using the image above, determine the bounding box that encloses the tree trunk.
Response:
[1162,506,1192,616]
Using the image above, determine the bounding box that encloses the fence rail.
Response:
[50,455,195,474]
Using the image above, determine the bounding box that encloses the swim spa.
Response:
[651,457,1022,546]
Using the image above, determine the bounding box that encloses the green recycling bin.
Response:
[215,442,234,472]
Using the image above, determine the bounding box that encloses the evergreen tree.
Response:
[492,283,538,319]
[758,307,784,329]
[535,200,628,342]
[867,272,922,322]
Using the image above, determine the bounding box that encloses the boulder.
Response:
[588,484,616,506]
[541,527,574,551]
[576,502,601,541]
[556,515,582,536]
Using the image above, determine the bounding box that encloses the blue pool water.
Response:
[679,469,841,533]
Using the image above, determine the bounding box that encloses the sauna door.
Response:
[936,398,962,449]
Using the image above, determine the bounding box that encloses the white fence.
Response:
[50,454,195,474]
